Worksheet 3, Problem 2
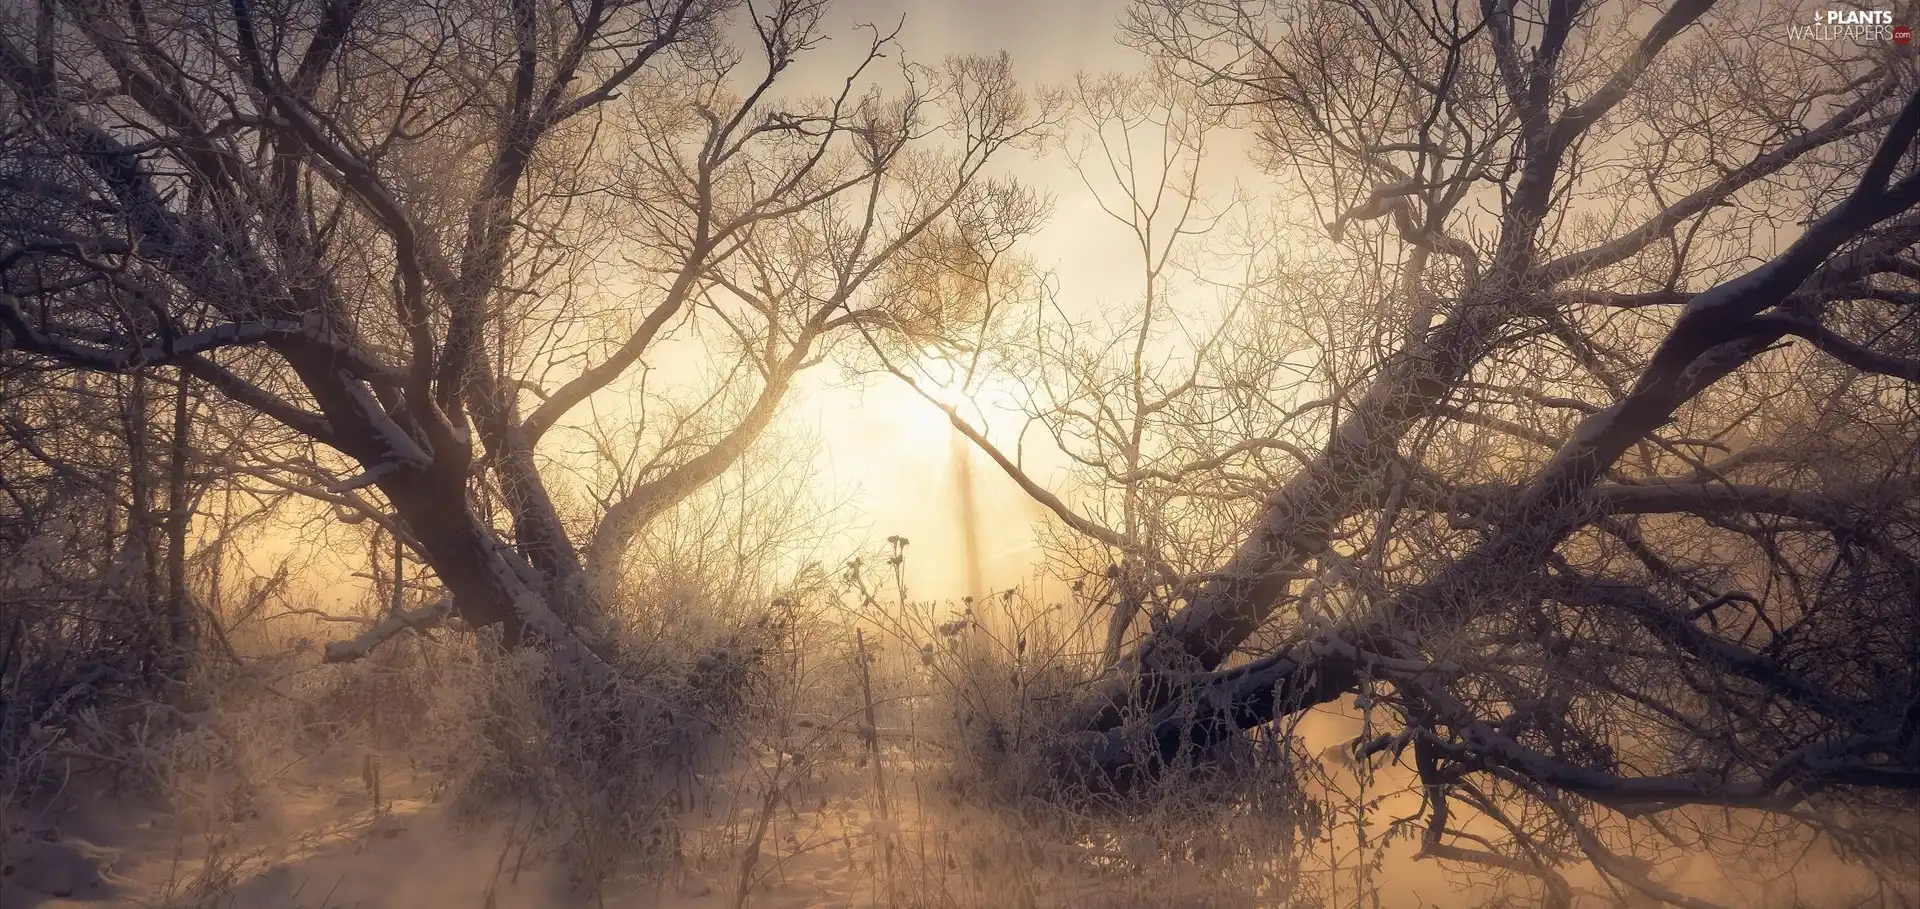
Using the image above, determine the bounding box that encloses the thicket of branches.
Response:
[908,1,1920,903]
[5,0,1920,906]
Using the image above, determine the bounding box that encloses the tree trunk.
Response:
[163,370,196,684]
[378,470,528,642]
[583,370,795,583]
[454,350,609,633]
[123,370,164,672]
[1057,118,1920,786]
[1080,296,1519,730]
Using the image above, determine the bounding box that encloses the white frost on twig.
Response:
[327,459,406,493]
[321,596,453,663]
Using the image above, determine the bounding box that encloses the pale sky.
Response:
[842,0,1135,80]
[797,0,1158,602]
[284,0,1255,610]
[774,0,1293,604]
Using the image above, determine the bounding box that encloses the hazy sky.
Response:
[843,0,1137,80]
[246,0,1273,613]
[793,0,1164,602]
[292,0,1226,610]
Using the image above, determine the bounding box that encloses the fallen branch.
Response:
[321,596,453,663]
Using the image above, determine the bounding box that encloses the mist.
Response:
[4,1,1920,907]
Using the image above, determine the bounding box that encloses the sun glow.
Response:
[804,349,1055,601]
[908,345,1030,435]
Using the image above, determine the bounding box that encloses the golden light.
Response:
[805,346,1046,600]
[907,345,1029,433]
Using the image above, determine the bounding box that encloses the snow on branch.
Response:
[1762,314,1920,383]
[0,294,404,383]
[321,596,453,664]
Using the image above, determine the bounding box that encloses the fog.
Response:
[4,1,1920,907]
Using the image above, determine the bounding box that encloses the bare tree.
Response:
[0,0,1049,676]
[0,348,260,720]
[907,0,1920,902]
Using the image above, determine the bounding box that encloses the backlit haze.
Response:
[785,0,1260,601]
[232,0,1299,616]
[283,0,1269,607]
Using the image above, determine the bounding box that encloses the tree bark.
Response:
[164,369,196,678]
[123,370,165,671]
